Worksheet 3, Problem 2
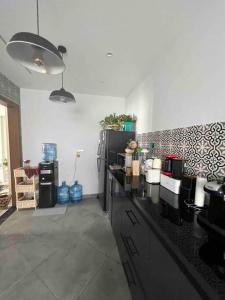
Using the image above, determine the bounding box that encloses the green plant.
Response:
[99,113,123,130]
[119,114,133,122]
[126,139,143,153]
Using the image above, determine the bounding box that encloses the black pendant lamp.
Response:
[6,0,65,75]
[49,46,76,103]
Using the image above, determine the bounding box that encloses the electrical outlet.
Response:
[75,149,84,158]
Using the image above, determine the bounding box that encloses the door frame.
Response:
[0,96,22,207]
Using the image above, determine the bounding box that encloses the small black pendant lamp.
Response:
[6,0,65,75]
[49,46,76,103]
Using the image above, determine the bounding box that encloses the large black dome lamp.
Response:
[49,46,76,103]
[6,0,65,75]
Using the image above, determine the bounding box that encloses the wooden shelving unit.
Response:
[14,168,39,210]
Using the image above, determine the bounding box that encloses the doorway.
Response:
[0,104,11,217]
[0,98,22,220]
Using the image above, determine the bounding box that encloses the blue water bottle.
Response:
[70,181,82,203]
[57,181,70,204]
[42,143,57,161]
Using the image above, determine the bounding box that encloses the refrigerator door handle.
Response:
[97,142,101,156]
[97,157,101,172]
[40,182,53,186]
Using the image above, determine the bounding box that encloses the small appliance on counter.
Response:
[171,158,186,179]
[160,185,196,226]
[152,158,162,169]
[197,178,225,280]
[179,175,197,205]
[145,158,154,169]
[145,158,162,171]
[162,154,177,176]
[160,173,181,194]
[145,157,162,184]
[39,161,58,208]
[162,154,186,179]
[160,186,182,226]
[146,169,161,184]
[203,179,225,225]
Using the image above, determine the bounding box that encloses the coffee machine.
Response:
[39,161,58,208]
[197,179,225,279]
[203,180,225,227]
[162,155,186,179]
[179,175,196,204]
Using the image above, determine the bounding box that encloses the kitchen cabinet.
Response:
[110,174,146,300]
[108,171,202,300]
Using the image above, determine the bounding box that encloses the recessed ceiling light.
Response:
[106,52,113,57]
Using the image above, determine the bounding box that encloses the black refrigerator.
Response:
[97,129,135,211]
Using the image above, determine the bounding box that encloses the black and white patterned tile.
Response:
[171,128,185,146]
[138,121,225,179]
[160,129,172,146]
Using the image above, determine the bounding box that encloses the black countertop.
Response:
[110,170,225,300]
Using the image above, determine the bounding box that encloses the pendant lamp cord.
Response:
[37,0,40,35]
[61,52,64,88]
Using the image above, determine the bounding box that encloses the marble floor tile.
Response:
[0,246,32,294]
[34,239,105,300]
[77,258,131,300]
[0,272,56,300]
[0,198,131,300]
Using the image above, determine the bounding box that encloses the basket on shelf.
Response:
[0,194,11,210]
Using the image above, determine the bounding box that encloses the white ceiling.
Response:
[0,0,205,97]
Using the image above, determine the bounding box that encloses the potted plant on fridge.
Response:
[99,113,123,131]
[119,114,134,131]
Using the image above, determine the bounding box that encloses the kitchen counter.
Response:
[110,169,225,300]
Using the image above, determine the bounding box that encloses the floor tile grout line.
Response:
[75,260,107,300]
[0,271,31,298]
[0,247,61,298]
[0,199,127,299]
[80,237,121,265]
[32,237,109,300]
[75,254,123,300]
[35,270,59,299]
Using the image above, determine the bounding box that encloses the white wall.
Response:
[20,88,125,195]
[125,75,153,134]
[126,1,225,132]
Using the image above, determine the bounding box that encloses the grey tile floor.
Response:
[0,199,132,300]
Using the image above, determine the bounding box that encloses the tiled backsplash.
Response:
[137,122,225,180]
